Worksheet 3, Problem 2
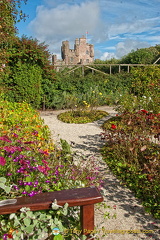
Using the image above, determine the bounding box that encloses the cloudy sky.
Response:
[16,0,160,60]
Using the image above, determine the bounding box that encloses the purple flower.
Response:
[22,191,28,194]
[13,185,19,190]
[45,180,50,183]
[18,180,23,185]
[6,173,12,176]
[28,191,38,197]
[34,181,39,185]
[3,234,8,240]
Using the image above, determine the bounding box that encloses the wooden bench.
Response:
[0,186,103,239]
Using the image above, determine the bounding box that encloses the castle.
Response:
[52,36,94,66]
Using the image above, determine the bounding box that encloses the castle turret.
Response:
[74,38,79,57]
[61,40,69,64]
[90,44,94,58]
[52,55,57,64]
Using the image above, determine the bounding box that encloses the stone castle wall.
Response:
[52,36,94,66]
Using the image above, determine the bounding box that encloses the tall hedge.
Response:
[3,63,43,108]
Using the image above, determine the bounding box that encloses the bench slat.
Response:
[0,187,103,215]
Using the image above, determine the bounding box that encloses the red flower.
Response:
[0,156,6,166]
[111,124,117,129]
[141,109,148,114]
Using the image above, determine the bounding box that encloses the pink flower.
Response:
[37,165,46,173]
[0,136,12,143]
[4,146,22,153]
[0,156,6,166]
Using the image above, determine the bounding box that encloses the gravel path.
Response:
[40,107,160,240]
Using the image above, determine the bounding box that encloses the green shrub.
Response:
[3,63,43,108]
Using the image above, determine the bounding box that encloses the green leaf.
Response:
[0,182,5,189]
[25,176,32,182]
[9,213,16,220]
[25,185,30,192]
[0,177,6,183]
[4,186,12,193]
[25,225,34,234]
[54,234,64,240]
[24,218,31,227]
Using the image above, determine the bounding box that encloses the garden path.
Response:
[40,107,160,240]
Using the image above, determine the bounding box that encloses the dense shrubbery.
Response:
[44,71,133,109]
[120,46,159,64]
[0,36,56,109]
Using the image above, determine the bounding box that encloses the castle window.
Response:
[70,57,73,62]
[86,50,89,54]
[86,59,89,63]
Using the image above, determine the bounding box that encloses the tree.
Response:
[120,47,159,64]
[0,0,27,74]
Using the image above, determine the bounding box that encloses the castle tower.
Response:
[53,36,94,66]
[61,40,69,64]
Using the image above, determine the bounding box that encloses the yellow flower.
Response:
[99,92,102,95]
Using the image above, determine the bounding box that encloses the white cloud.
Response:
[115,39,150,58]
[29,1,101,54]
[109,17,160,36]
[100,52,116,60]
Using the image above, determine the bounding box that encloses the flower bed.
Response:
[58,110,109,124]
[0,100,103,239]
[101,110,160,219]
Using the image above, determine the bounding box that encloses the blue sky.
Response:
[16,0,160,60]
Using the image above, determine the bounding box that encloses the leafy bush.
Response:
[101,110,160,218]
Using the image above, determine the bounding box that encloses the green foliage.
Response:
[0,0,28,76]
[101,110,160,218]
[120,46,159,64]
[2,63,43,108]
[1,35,56,108]
[116,66,160,113]
[8,36,55,78]
[0,203,85,240]
[46,72,133,109]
